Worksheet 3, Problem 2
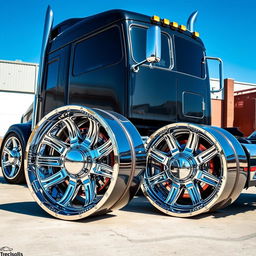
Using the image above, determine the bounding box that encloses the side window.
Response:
[174,36,205,78]
[73,26,123,76]
[130,26,172,69]
[45,59,59,89]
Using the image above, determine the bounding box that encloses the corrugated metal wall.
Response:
[0,60,37,136]
[0,60,38,93]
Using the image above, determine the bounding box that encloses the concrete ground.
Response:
[0,171,255,256]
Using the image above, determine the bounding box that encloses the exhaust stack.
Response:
[187,10,198,32]
[32,6,54,129]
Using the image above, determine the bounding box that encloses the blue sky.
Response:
[0,0,255,83]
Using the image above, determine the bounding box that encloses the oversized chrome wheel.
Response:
[25,106,145,220]
[1,133,25,184]
[142,123,247,217]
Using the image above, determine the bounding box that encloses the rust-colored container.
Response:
[234,88,256,136]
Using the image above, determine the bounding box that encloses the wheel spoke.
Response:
[9,166,16,177]
[82,177,96,205]
[195,146,218,165]
[186,181,202,205]
[91,139,113,159]
[37,156,63,167]
[58,179,77,206]
[82,119,99,148]
[148,171,169,186]
[165,182,181,205]
[2,160,11,167]
[184,132,199,154]
[63,117,81,144]
[195,170,219,187]
[3,148,11,156]
[165,134,180,156]
[41,168,68,189]
[91,163,113,178]
[148,149,169,166]
[12,137,18,148]
[42,134,68,154]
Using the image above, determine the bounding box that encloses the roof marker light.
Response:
[151,15,160,23]
[179,25,187,31]
[162,18,170,26]
[170,22,178,29]
[193,31,200,37]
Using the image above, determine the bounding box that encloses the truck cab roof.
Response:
[50,9,204,53]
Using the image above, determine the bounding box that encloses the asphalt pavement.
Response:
[0,170,256,256]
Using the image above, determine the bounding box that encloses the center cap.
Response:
[169,157,192,180]
[64,149,85,175]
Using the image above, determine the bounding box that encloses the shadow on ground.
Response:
[0,201,51,219]
[0,200,117,222]
[210,192,256,219]
[0,176,27,187]
[121,196,163,216]
[121,192,256,219]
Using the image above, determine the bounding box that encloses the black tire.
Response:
[0,132,26,184]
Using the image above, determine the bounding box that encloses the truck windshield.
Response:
[174,36,205,78]
[130,25,172,69]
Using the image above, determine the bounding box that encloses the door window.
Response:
[73,26,123,76]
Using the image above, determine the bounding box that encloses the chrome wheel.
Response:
[25,106,145,220]
[142,123,247,217]
[1,136,22,180]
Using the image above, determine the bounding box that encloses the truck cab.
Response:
[41,10,210,135]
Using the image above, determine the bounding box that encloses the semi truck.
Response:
[1,6,255,220]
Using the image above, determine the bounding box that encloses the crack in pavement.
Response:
[110,230,256,244]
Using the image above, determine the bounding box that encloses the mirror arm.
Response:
[131,59,148,73]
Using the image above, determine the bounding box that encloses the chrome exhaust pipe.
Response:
[187,10,198,32]
[32,6,54,130]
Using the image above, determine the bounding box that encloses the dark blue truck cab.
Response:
[42,10,210,136]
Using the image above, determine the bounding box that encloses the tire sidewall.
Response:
[0,132,26,184]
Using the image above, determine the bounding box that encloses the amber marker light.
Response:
[162,18,170,26]
[193,31,200,38]
[151,15,160,23]
[179,25,187,31]
[170,22,178,29]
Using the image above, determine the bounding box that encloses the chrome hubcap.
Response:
[1,136,22,179]
[64,148,91,176]
[168,154,195,181]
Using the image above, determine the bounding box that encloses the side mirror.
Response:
[132,26,162,72]
[146,26,161,63]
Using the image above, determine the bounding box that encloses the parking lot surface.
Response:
[0,170,255,256]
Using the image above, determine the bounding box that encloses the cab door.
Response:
[40,46,69,119]
[174,35,210,124]
[129,25,177,125]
